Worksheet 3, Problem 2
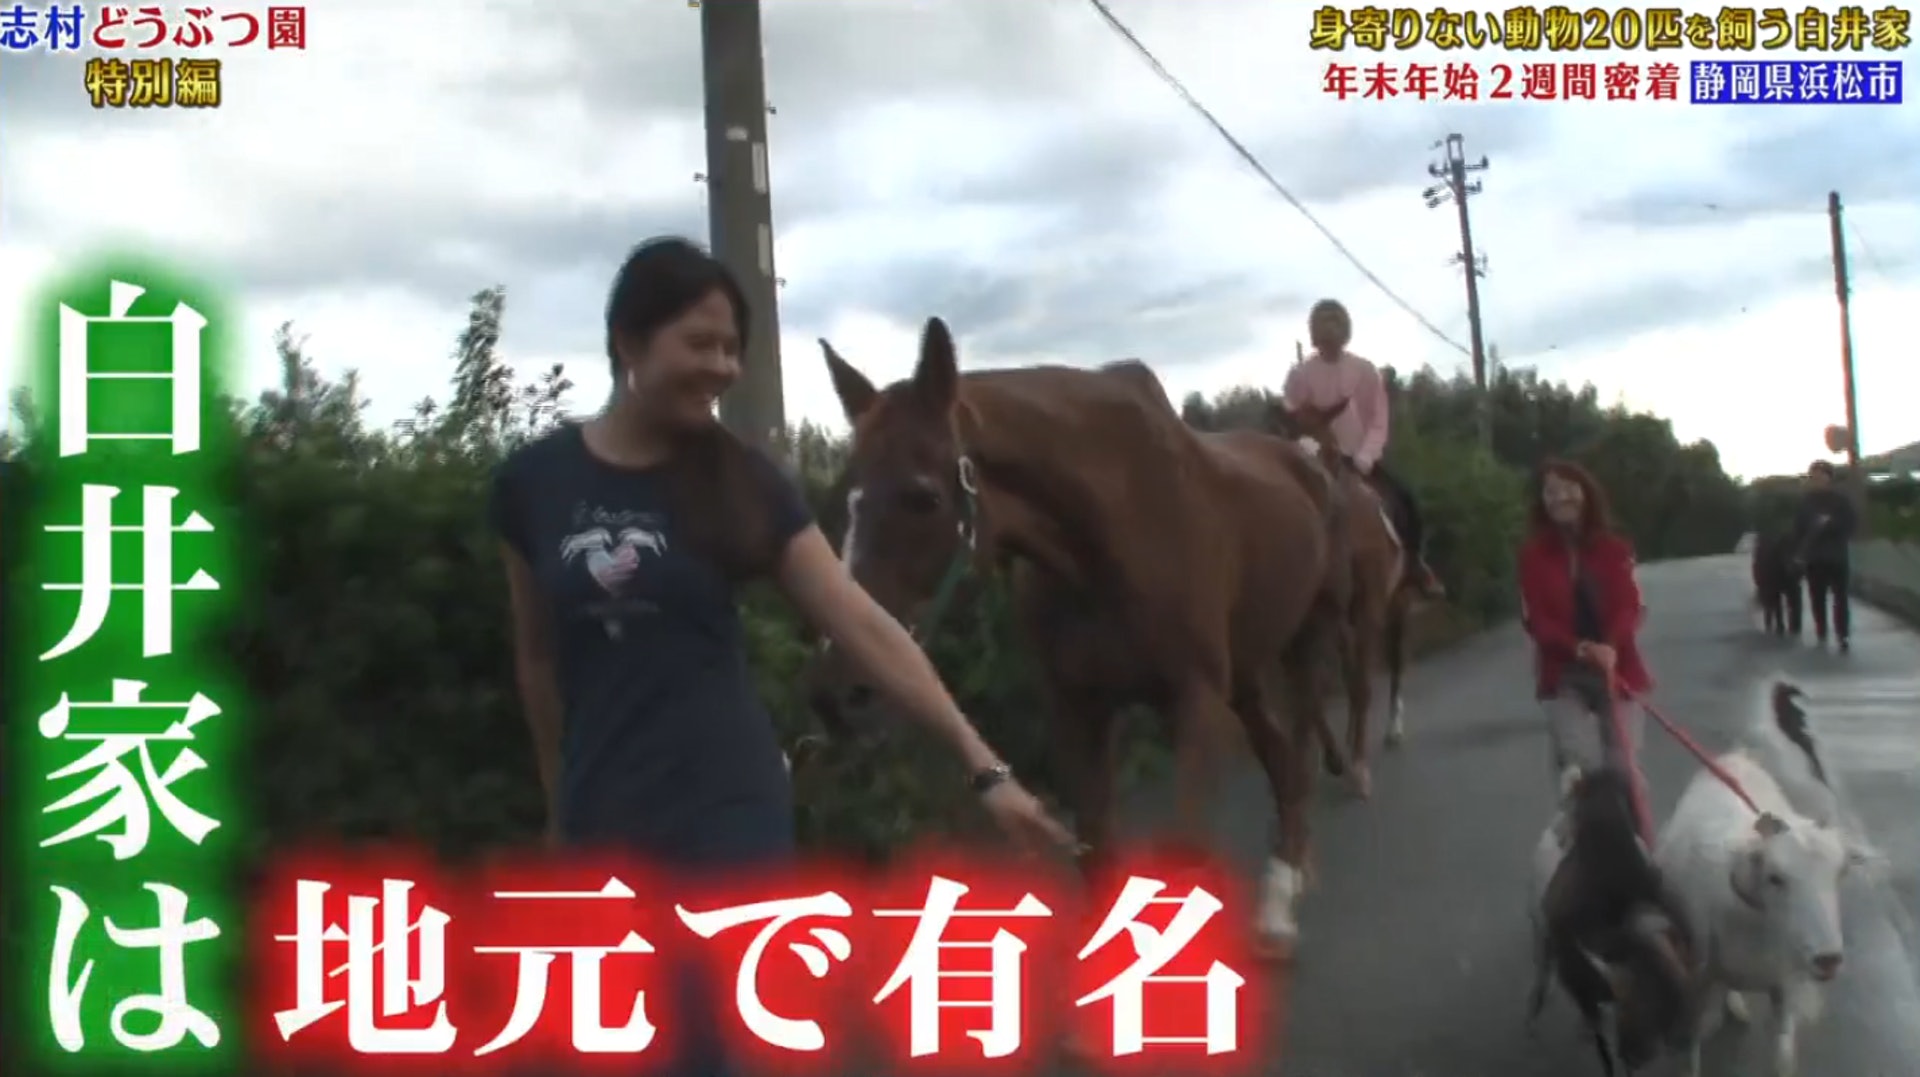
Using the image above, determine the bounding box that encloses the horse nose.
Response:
[1811,952,1843,980]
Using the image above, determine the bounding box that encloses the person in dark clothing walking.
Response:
[490,237,1072,1076]
[1793,459,1858,652]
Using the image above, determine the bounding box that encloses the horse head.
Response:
[804,316,975,742]
[1265,396,1350,466]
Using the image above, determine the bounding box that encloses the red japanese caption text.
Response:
[250,845,1265,1076]
[1067,853,1269,1077]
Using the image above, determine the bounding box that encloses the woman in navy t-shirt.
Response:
[489,237,1070,1074]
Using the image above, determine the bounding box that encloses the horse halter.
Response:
[907,451,980,645]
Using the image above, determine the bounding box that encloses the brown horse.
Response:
[807,317,1343,957]
[1265,396,1415,799]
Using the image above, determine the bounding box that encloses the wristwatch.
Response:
[968,763,1013,794]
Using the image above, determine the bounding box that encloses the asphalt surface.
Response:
[1119,554,1920,1077]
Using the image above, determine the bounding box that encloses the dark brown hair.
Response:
[606,237,781,580]
[1528,458,1615,541]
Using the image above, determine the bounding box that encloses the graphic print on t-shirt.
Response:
[559,503,671,638]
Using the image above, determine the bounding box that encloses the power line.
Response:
[1423,133,1492,448]
[1083,0,1470,357]
[1844,219,1895,284]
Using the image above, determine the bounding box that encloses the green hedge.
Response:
[2,296,1758,865]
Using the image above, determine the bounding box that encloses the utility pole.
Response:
[697,0,786,454]
[1827,190,1868,532]
[1424,133,1491,450]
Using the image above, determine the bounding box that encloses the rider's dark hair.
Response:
[1309,298,1350,325]
[1528,458,1615,541]
[1808,459,1835,477]
[604,237,783,580]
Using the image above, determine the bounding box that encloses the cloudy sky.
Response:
[2,0,1915,479]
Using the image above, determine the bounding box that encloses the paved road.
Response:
[1124,554,1920,1076]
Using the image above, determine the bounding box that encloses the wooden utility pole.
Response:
[698,0,786,453]
[1827,191,1862,473]
[1827,190,1868,533]
[1425,133,1491,449]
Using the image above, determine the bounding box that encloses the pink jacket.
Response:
[1282,350,1391,469]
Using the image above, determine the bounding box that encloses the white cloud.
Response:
[1,0,1914,477]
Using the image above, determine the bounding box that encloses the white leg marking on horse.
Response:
[1257,857,1302,941]
[1725,991,1751,1023]
[1385,696,1406,745]
[841,487,865,573]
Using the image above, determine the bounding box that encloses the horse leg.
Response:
[1382,593,1410,748]
[1250,618,1339,960]
[1048,683,1120,876]
[1167,676,1236,855]
[1314,616,1352,778]
[1341,602,1376,799]
[1232,676,1308,962]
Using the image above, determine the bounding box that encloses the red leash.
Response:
[1637,695,1764,816]
[1603,687,1660,845]
[1603,672,1764,847]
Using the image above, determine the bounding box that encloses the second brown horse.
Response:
[1266,396,1417,800]
[807,317,1344,959]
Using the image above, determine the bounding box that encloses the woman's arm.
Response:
[501,544,565,830]
[1518,544,1581,657]
[1352,361,1390,473]
[1601,540,1644,649]
[774,525,1002,775]
[1281,359,1311,408]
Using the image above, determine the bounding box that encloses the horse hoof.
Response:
[1252,930,1297,963]
[1726,992,1751,1023]
[1350,765,1373,800]
[1384,723,1405,748]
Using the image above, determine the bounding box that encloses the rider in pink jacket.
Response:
[1283,299,1443,598]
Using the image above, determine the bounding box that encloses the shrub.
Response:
[1,294,1753,864]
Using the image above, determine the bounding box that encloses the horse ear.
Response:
[820,339,878,424]
[913,317,959,411]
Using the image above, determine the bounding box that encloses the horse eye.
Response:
[898,485,941,513]
[1768,872,1788,888]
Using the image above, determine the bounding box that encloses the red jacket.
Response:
[1518,528,1651,700]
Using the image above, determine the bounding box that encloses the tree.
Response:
[0,292,1756,868]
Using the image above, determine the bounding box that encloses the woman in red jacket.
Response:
[1518,460,1651,793]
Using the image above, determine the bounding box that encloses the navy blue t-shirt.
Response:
[488,423,811,869]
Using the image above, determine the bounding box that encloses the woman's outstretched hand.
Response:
[1576,640,1617,672]
[980,779,1078,856]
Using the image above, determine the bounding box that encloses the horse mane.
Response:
[1096,359,1180,418]
[958,363,1196,466]
[947,362,1215,589]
